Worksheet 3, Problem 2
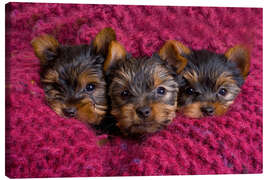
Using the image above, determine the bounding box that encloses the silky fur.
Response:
[159,41,250,118]
[106,52,179,135]
[31,28,116,124]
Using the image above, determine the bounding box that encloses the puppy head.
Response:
[159,40,250,118]
[31,27,116,124]
[104,41,179,135]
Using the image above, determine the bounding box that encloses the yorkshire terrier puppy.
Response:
[31,27,116,124]
[103,41,186,135]
[158,40,250,118]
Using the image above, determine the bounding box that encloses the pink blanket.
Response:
[5,3,262,177]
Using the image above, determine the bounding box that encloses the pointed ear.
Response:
[103,41,126,72]
[31,34,59,65]
[158,40,189,74]
[225,45,250,79]
[92,27,116,57]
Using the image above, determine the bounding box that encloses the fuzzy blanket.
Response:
[5,3,262,177]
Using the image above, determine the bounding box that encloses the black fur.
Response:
[106,54,179,135]
[109,55,178,108]
[41,45,107,108]
[178,49,245,109]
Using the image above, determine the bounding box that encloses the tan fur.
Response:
[32,29,111,125]
[41,70,59,83]
[158,40,189,74]
[112,102,176,134]
[153,66,166,88]
[183,70,199,84]
[76,99,106,124]
[31,34,59,64]
[180,102,203,118]
[114,69,132,86]
[47,99,65,117]
[225,45,250,79]
[151,102,176,124]
[104,41,126,72]
[181,101,231,118]
[211,102,229,116]
[215,72,236,87]
[92,27,116,54]
[47,95,106,124]
[78,70,101,89]
[76,73,107,124]
[112,104,139,129]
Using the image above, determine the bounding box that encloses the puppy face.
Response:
[159,41,250,118]
[104,42,179,135]
[31,28,116,124]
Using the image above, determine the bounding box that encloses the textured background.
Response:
[5,3,262,177]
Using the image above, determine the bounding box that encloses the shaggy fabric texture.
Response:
[5,3,262,178]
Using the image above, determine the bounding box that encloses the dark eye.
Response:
[121,90,129,98]
[218,88,227,96]
[185,87,195,95]
[86,83,95,92]
[157,87,166,95]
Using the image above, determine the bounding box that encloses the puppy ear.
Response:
[158,40,189,74]
[225,45,250,79]
[103,41,126,72]
[31,34,59,65]
[92,27,116,57]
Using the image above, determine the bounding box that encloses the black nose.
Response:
[63,107,77,117]
[136,106,151,119]
[201,106,214,116]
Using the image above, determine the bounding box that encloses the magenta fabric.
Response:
[5,3,262,178]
